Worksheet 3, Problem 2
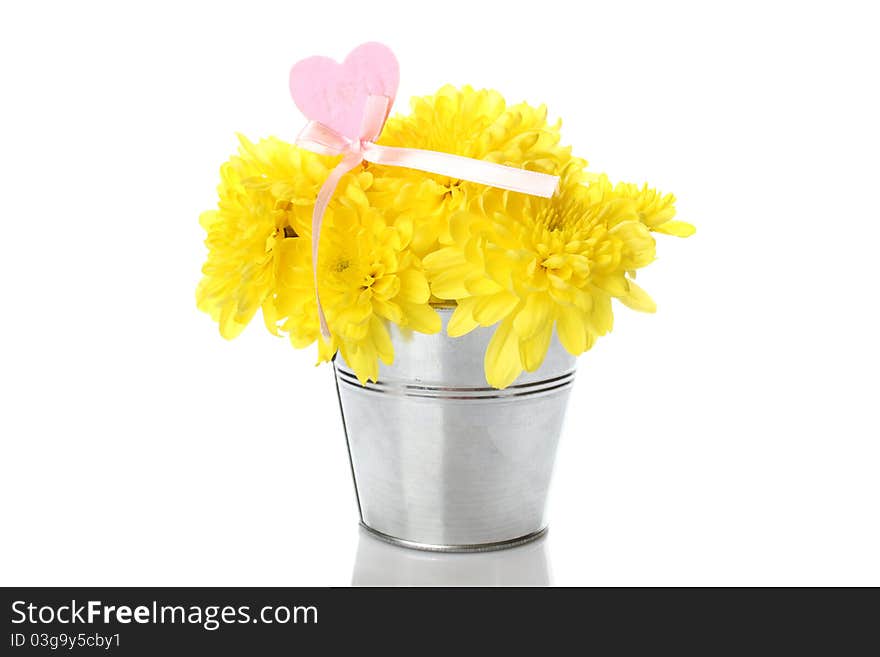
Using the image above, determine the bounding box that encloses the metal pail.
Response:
[334,307,575,552]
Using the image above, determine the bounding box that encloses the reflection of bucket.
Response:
[334,307,576,552]
[352,527,551,586]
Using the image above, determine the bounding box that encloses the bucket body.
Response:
[333,308,576,552]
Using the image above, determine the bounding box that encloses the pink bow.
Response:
[296,94,560,339]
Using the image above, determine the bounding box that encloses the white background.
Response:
[1,0,878,586]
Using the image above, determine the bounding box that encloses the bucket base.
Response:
[359,523,548,553]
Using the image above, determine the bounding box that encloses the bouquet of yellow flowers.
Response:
[197,45,693,389]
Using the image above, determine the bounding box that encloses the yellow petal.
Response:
[199,210,220,231]
[397,269,431,303]
[484,317,523,389]
[429,265,475,299]
[619,280,657,313]
[410,217,445,255]
[371,274,401,300]
[588,292,614,336]
[332,298,373,327]
[472,292,519,326]
[261,299,280,336]
[512,293,553,339]
[449,211,484,245]
[218,304,247,340]
[519,320,553,372]
[372,298,404,324]
[423,246,465,273]
[447,298,479,337]
[399,302,441,334]
[341,317,371,341]
[556,305,588,356]
[464,271,504,296]
[369,316,395,365]
[342,181,369,208]
[592,273,629,298]
[290,328,318,350]
[612,221,656,270]
[341,341,378,385]
[484,251,515,288]
[394,215,414,248]
[654,220,696,237]
[317,334,337,363]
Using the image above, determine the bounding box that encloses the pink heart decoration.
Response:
[289,42,400,141]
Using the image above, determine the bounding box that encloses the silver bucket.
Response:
[333,307,576,552]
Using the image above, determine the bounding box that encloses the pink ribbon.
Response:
[295,94,560,339]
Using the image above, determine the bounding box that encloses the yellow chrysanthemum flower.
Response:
[370,85,584,255]
[196,134,371,340]
[197,134,438,383]
[311,200,441,383]
[424,167,659,389]
[582,173,695,238]
[611,181,695,237]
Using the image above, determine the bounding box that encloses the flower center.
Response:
[443,179,462,198]
[361,265,384,290]
[266,225,299,253]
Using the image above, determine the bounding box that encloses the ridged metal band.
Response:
[334,366,576,400]
[360,523,549,553]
